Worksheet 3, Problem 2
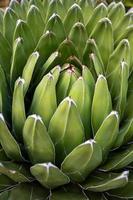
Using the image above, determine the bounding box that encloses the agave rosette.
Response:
[0,0,133,199]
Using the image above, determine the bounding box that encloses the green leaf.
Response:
[69,76,92,138]
[45,13,66,44]
[94,111,119,158]
[101,143,133,171]
[63,4,84,35]
[56,66,78,103]
[27,5,45,45]
[30,73,57,128]
[108,173,133,199]
[0,182,49,200]
[0,32,11,76]
[69,22,87,59]
[0,161,32,183]
[23,115,55,164]
[81,170,129,192]
[22,51,39,95]
[61,140,102,182]
[3,8,18,45]
[30,162,70,189]
[91,75,112,134]
[49,97,84,163]
[0,114,23,162]
[12,78,26,142]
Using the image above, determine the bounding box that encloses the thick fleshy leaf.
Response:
[56,66,78,103]
[81,171,128,192]
[86,3,107,36]
[0,161,32,183]
[10,37,27,89]
[45,13,66,44]
[30,73,57,128]
[101,143,133,171]
[69,76,92,138]
[48,97,84,163]
[0,114,23,161]
[82,39,104,79]
[35,31,58,70]
[108,173,133,199]
[94,111,119,158]
[14,20,35,56]
[108,2,125,30]
[29,0,46,21]
[114,118,133,148]
[114,11,133,41]
[30,162,70,189]
[58,39,79,64]
[0,182,49,200]
[39,52,60,78]
[79,0,95,24]
[90,17,113,67]
[3,8,18,45]
[22,52,39,95]
[61,140,102,182]
[107,39,130,78]
[69,22,87,59]
[23,115,55,164]
[0,9,4,34]
[0,174,15,192]
[91,75,112,134]
[0,66,9,121]
[27,5,45,45]
[12,78,26,141]
[50,187,88,200]
[63,3,84,35]
[0,32,11,75]
[46,0,65,22]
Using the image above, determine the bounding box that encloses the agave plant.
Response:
[0,0,133,199]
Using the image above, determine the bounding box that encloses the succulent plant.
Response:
[0,0,133,199]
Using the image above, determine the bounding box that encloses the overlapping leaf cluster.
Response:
[0,0,133,199]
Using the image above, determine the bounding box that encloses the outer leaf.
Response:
[0,182,49,200]
[23,115,55,164]
[108,173,133,199]
[12,78,26,141]
[0,114,23,161]
[0,161,32,183]
[48,97,84,163]
[94,111,119,158]
[101,143,133,171]
[61,140,102,182]
[50,187,88,200]
[31,162,70,189]
[81,170,129,192]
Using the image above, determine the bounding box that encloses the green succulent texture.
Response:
[0,0,133,199]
